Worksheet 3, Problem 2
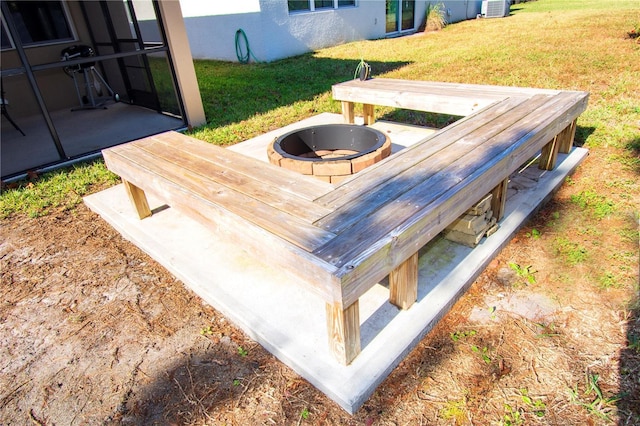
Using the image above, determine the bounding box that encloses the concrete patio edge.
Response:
[85,137,588,414]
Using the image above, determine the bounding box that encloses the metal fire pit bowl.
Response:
[267,123,392,183]
[273,124,387,161]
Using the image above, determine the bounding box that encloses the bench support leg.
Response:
[123,179,152,219]
[539,135,559,170]
[490,178,509,221]
[363,104,375,125]
[389,252,419,310]
[539,119,578,171]
[541,120,577,171]
[326,300,361,365]
[341,101,355,124]
[558,119,578,154]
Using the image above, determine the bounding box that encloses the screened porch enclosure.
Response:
[1,0,187,179]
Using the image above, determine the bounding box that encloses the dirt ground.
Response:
[1,152,639,425]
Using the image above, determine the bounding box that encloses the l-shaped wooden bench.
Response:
[103,79,589,365]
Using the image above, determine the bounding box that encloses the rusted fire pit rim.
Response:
[273,124,387,162]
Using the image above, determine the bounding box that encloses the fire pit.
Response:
[267,124,391,183]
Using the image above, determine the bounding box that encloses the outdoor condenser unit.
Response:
[481,0,510,18]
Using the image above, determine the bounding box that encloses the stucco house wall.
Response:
[180,1,484,63]
[184,1,382,63]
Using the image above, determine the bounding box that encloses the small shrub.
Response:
[424,3,447,32]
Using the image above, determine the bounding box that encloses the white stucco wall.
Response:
[441,0,483,23]
[180,0,484,63]
[184,0,384,63]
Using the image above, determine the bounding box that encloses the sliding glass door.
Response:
[385,0,415,35]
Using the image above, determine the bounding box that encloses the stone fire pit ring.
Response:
[267,124,391,184]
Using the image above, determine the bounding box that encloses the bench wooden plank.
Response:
[314,95,552,234]
[318,92,588,307]
[149,131,334,201]
[316,94,574,238]
[132,135,333,223]
[333,79,561,105]
[347,78,561,97]
[105,143,336,253]
[331,78,571,125]
[334,83,491,117]
[315,96,528,210]
[324,91,586,258]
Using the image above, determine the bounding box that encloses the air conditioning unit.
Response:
[481,0,510,18]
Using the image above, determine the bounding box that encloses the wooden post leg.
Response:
[389,252,419,310]
[558,119,577,154]
[363,103,375,125]
[539,134,560,171]
[122,179,152,219]
[342,101,355,124]
[490,178,509,221]
[326,300,361,365]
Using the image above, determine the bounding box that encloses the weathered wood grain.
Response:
[331,78,561,117]
[324,92,589,307]
[490,178,509,221]
[105,143,336,252]
[314,94,555,236]
[341,101,355,124]
[103,150,342,305]
[122,179,152,219]
[389,252,418,310]
[326,300,361,365]
[558,119,578,154]
[315,96,529,210]
[133,135,333,223]
[149,131,334,201]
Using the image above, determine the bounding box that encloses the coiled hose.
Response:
[235,29,261,64]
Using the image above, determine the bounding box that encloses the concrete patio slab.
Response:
[1,102,183,178]
[84,113,588,414]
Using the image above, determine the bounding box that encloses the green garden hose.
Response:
[235,29,261,64]
[354,59,371,80]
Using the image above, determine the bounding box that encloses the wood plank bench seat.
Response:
[102,78,588,365]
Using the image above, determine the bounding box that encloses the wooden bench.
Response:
[103,78,588,365]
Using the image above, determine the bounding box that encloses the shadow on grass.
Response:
[625,136,640,175]
[575,126,596,148]
[194,55,411,127]
[380,109,463,129]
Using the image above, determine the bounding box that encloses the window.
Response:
[2,1,74,48]
[288,0,310,12]
[315,0,334,9]
[288,0,356,13]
